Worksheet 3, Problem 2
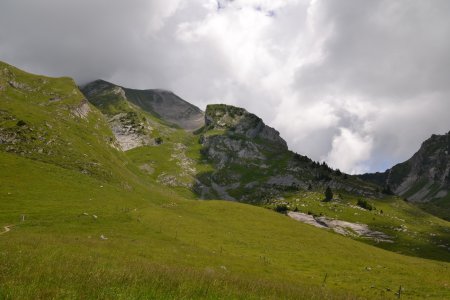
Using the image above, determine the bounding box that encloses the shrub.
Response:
[16,120,27,127]
[274,204,288,214]
[324,187,333,202]
[357,199,374,211]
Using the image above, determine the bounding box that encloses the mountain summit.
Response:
[82,80,204,131]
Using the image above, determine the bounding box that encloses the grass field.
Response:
[1,152,450,299]
[271,191,450,262]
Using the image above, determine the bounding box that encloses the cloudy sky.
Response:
[1,0,449,174]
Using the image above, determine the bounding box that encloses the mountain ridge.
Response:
[82,79,204,131]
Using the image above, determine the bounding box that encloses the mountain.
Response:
[360,132,450,220]
[2,61,450,299]
[80,80,377,203]
[81,80,203,150]
[82,80,204,130]
[194,104,376,202]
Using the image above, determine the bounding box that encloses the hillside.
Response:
[1,61,450,299]
[360,132,450,220]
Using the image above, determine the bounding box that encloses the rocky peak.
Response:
[405,132,450,183]
[360,131,450,205]
[205,104,287,149]
[82,80,204,131]
[81,80,119,97]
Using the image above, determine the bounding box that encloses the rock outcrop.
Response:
[204,104,287,149]
[360,132,450,203]
[195,104,375,203]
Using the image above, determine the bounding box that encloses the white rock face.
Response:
[108,113,152,151]
[72,99,91,119]
[288,211,393,243]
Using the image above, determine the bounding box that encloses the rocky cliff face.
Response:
[361,132,450,203]
[204,104,288,149]
[195,104,375,203]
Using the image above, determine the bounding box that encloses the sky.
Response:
[1,0,449,174]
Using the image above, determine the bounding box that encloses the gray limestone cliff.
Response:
[361,132,450,202]
[194,104,375,203]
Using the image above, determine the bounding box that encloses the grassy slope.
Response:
[274,191,450,262]
[0,61,142,187]
[418,193,450,222]
[128,126,450,264]
[2,152,450,299]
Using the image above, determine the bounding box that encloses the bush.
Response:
[274,204,288,214]
[16,120,27,127]
[357,199,374,211]
[324,187,333,202]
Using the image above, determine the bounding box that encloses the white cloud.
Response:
[326,128,373,174]
[146,0,184,33]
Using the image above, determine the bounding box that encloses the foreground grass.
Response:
[1,152,450,299]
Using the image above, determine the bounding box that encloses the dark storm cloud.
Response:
[297,0,450,100]
[1,0,449,173]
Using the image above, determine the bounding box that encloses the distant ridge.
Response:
[82,80,204,130]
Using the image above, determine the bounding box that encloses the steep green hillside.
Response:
[2,61,450,299]
[0,61,141,187]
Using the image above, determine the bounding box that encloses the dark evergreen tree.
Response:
[324,186,333,202]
